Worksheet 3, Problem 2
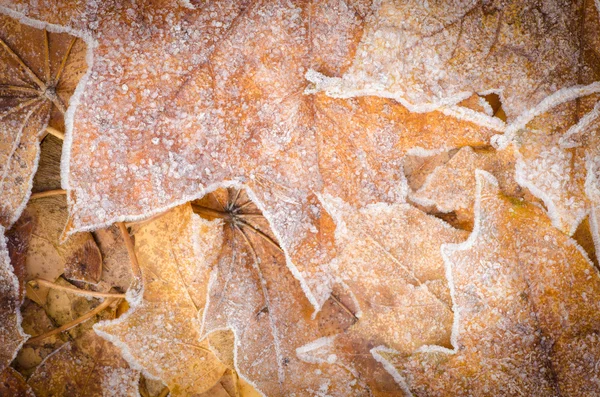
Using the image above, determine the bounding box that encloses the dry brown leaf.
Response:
[95,204,227,396]
[13,298,64,376]
[295,195,467,395]
[375,171,600,396]
[93,224,134,293]
[1,1,498,312]
[410,146,523,229]
[193,188,367,396]
[0,367,35,397]
[0,12,86,227]
[0,225,28,373]
[23,196,102,302]
[32,133,62,193]
[28,330,140,397]
[309,0,585,122]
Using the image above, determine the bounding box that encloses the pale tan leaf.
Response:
[195,188,367,396]
[95,204,227,396]
[28,330,140,397]
[376,171,600,396]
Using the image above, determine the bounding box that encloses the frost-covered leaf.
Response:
[300,195,466,394]
[376,171,600,396]
[95,204,227,396]
[0,225,28,373]
[308,0,587,123]
[3,1,498,311]
[0,367,34,397]
[411,146,524,229]
[0,12,86,227]
[195,188,367,396]
[28,330,140,397]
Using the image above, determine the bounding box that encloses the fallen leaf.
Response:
[410,146,524,229]
[5,208,34,298]
[296,194,467,395]
[375,170,600,396]
[93,224,134,293]
[23,196,102,300]
[31,133,62,194]
[13,298,64,376]
[194,188,366,396]
[0,12,86,227]
[0,225,28,373]
[2,1,498,311]
[28,330,140,397]
[0,367,34,397]
[308,0,586,122]
[94,204,227,396]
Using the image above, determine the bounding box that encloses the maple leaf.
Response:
[0,366,34,397]
[308,0,589,125]
[27,330,140,397]
[94,204,228,396]
[374,171,600,396]
[0,1,497,311]
[0,226,28,373]
[0,12,86,227]
[191,188,366,396]
[410,145,525,229]
[293,194,467,395]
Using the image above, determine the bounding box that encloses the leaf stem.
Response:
[28,279,126,299]
[118,222,142,280]
[25,298,116,345]
[29,189,66,200]
[45,126,65,140]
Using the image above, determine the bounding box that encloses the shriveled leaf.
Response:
[28,330,140,397]
[376,171,600,396]
[93,224,133,293]
[32,133,62,193]
[0,12,86,227]
[0,225,28,373]
[195,188,367,396]
[4,1,498,311]
[14,298,64,376]
[95,205,227,396]
[0,367,34,397]
[24,196,102,303]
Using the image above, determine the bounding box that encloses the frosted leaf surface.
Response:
[195,188,368,396]
[320,194,467,352]
[0,225,28,373]
[95,204,226,396]
[4,0,500,310]
[377,171,600,396]
[312,194,466,394]
[0,367,35,397]
[308,0,583,120]
[0,13,86,227]
[411,146,523,228]
[28,330,140,397]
